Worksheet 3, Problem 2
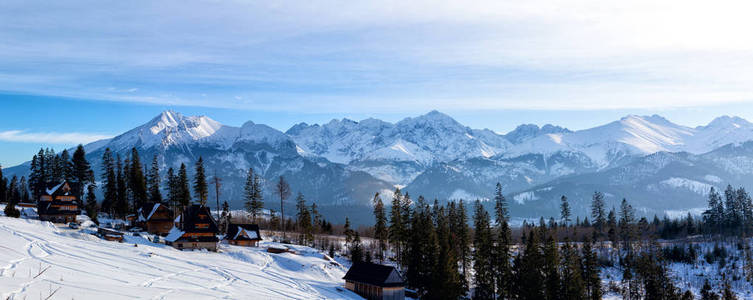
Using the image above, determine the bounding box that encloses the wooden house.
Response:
[343,262,405,300]
[226,223,262,247]
[136,203,174,235]
[165,205,219,251]
[37,181,80,223]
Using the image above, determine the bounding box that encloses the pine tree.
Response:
[128,148,147,209]
[591,191,606,237]
[274,176,291,238]
[472,200,495,300]
[344,217,353,245]
[372,193,388,263]
[193,156,208,206]
[85,182,99,223]
[148,155,162,204]
[724,184,741,234]
[454,200,471,288]
[703,187,725,235]
[607,208,617,246]
[28,152,42,201]
[177,163,191,208]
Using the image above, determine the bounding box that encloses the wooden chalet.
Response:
[165,205,219,251]
[343,262,405,300]
[37,181,80,223]
[226,223,262,247]
[136,203,174,235]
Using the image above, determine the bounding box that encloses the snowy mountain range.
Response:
[8,110,753,223]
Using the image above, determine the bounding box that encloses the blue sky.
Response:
[2,0,753,167]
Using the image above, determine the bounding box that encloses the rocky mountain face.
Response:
[7,110,753,224]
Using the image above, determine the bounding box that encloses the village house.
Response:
[343,262,406,300]
[37,181,80,223]
[226,223,262,247]
[135,203,174,235]
[165,205,219,251]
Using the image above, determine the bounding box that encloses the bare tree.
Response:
[275,176,291,239]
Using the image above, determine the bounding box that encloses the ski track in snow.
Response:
[0,218,361,300]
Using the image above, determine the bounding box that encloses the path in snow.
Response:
[0,217,361,299]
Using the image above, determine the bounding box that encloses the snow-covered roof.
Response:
[46,182,65,195]
[164,226,185,243]
[232,227,259,240]
[138,203,162,221]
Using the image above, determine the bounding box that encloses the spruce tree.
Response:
[71,145,93,204]
[0,165,6,204]
[561,195,571,226]
[193,156,208,206]
[128,148,147,209]
[85,182,98,223]
[455,200,471,287]
[177,163,191,208]
[372,193,388,263]
[516,230,545,300]
[349,232,363,264]
[389,188,405,268]
[101,148,117,215]
[591,191,606,237]
[244,168,263,222]
[429,204,465,299]
[472,200,495,300]
[581,239,602,300]
[703,187,724,235]
[166,167,177,214]
[561,240,586,299]
[114,154,129,218]
[4,176,20,217]
[18,176,29,203]
[148,155,162,204]
[295,192,312,244]
[543,235,561,300]
[344,217,353,245]
[59,149,73,183]
[619,198,635,251]
[406,196,437,297]
[494,183,512,299]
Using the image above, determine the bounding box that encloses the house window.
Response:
[196,223,209,229]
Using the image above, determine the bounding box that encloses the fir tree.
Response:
[193,156,208,206]
[607,208,618,246]
[703,187,725,235]
[619,198,635,252]
[543,235,561,300]
[454,200,472,288]
[344,217,353,245]
[166,167,177,214]
[406,196,437,297]
[516,230,545,300]
[429,204,465,299]
[372,193,388,263]
[561,240,587,299]
[148,155,162,204]
[0,165,6,204]
[58,149,73,183]
[472,200,495,300]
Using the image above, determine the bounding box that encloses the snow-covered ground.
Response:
[0,215,361,299]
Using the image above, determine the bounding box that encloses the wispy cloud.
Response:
[0,130,111,144]
[1,0,753,111]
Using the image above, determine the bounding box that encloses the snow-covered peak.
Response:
[505,123,571,144]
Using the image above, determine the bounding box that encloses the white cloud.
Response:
[0,130,111,144]
[1,0,753,111]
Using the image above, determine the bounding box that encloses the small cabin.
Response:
[37,181,80,223]
[165,205,219,251]
[226,223,262,247]
[136,203,174,235]
[343,262,405,300]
